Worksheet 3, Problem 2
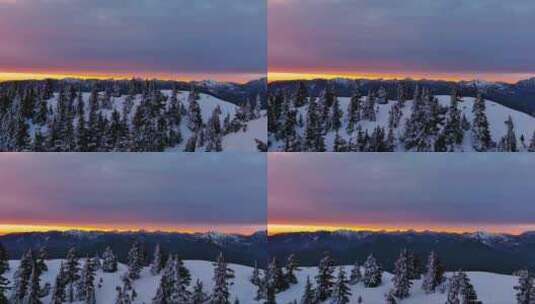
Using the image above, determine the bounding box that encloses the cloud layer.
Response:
[0,0,266,80]
[0,153,266,233]
[269,0,535,80]
[269,153,535,232]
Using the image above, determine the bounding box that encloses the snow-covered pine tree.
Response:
[391,249,412,299]
[445,272,461,304]
[471,93,493,151]
[65,248,80,303]
[191,279,209,304]
[187,88,203,132]
[300,276,314,304]
[127,241,143,280]
[314,254,335,301]
[500,115,517,152]
[102,247,118,273]
[78,257,96,304]
[403,86,432,151]
[295,82,308,107]
[456,270,481,304]
[407,252,421,280]
[331,266,352,304]
[331,96,343,131]
[528,131,535,152]
[349,261,362,285]
[442,89,464,151]
[285,254,299,285]
[211,253,232,304]
[250,261,261,286]
[23,264,41,304]
[421,251,444,293]
[35,248,47,275]
[150,244,163,275]
[268,257,288,292]
[11,249,34,304]
[152,255,174,304]
[346,90,362,134]
[0,242,8,304]
[363,254,382,288]
[170,260,191,304]
[51,262,67,304]
[514,270,533,304]
[303,97,325,152]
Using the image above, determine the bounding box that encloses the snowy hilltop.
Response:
[0,79,267,152]
[0,243,265,303]
[268,82,535,152]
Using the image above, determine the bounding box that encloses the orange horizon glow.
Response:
[268,70,535,84]
[268,223,535,236]
[0,70,263,84]
[0,223,261,236]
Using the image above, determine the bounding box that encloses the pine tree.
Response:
[79,258,96,304]
[346,90,361,134]
[170,260,191,304]
[250,261,261,286]
[384,289,397,304]
[11,249,33,304]
[314,254,335,301]
[421,251,444,293]
[211,253,232,304]
[514,270,532,304]
[191,279,209,304]
[35,248,47,275]
[23,265,41,304]
[471,93,493,151]
[127,241,143,280]
[331,96,343,131]
[443,90,464,151]
[51,262,67,304]
[285,254,299,285]
[446,272,461,304]
[528,131,535,152]
[150,244,163,275]
[65,248,80,303]
[102,247,118,273]
[295,82,308,107]
[187,88,203,132]
[363,254,382,288]
[332,266,351,304]
[391,249,412,299]
[349,261,362,285]
[300,276,314,304]
[268,257,287,292]
[457,271,480,304]
[501,115,518,152]
[0,242,9,304]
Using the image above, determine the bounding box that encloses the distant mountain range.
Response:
[269,230,535,274]
[0,230,267,267]
[269,77,535,116]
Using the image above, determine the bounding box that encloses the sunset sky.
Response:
[268,153,535,235]
[268,0,535,83]
[0,0,266,83]
[0,153,266,235]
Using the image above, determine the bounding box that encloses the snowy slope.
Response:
[34,90,264,152]
[277,265,516,304]
[6,259,261,303]
[223,114,267,152]
[270,95,535,152]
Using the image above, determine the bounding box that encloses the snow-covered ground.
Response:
[6,259,261,303]
[270,95,535,151]
[277,265,517,304]
[36,90,265,152]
